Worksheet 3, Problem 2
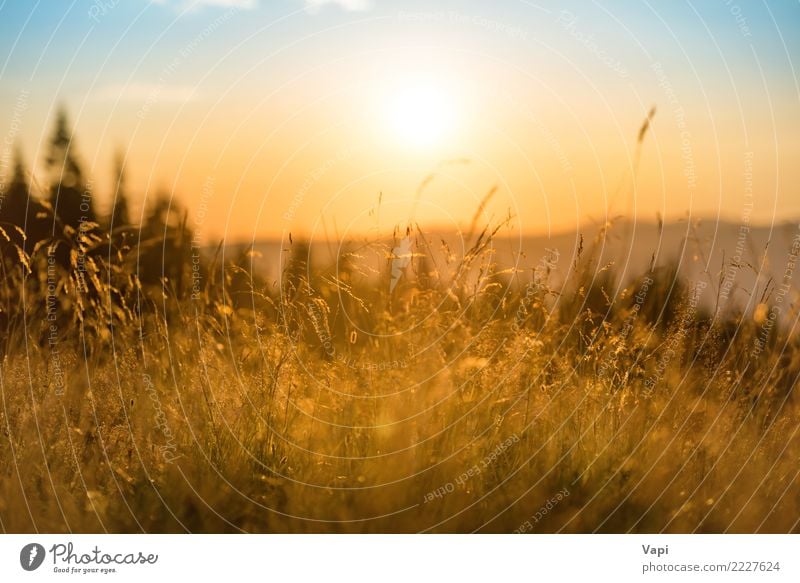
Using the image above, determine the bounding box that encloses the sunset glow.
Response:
[2,0,800,557]
[0,1,796,240]
[385,82,457,148]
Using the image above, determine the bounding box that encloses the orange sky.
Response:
[1,1,799,242]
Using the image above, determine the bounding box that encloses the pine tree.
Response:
[1,146,29,230]
[145,190,172,235]
[45,107,95,231]
[0,147,44,252]
[110,149,131,229]
[137,190,192,291]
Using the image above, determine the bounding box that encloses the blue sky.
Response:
[1,1,798,237]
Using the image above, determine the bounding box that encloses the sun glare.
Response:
[387,84,456,148]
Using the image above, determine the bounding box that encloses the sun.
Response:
[386,84,456,148]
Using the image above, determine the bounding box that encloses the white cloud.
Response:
[187,0,256,7]
[304,0,371,14]
[151,0,257,11]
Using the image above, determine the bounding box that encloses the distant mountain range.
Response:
[217,218,800,312]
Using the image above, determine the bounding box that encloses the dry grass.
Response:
[0,217,799,533]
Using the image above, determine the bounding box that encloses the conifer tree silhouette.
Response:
[45,107,95,231]
[109,149,131,229]
[1,147,29,232]
[137,190,192,292]
[0,147,43,252]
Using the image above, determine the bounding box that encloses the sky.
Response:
[0,0,798,242]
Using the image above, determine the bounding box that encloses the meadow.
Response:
[1,208,798,533]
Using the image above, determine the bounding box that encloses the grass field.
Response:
[1,217,799,533]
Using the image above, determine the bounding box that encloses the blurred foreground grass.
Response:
[1,220,799,533]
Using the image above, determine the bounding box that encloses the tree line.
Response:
[0,107,208,347]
